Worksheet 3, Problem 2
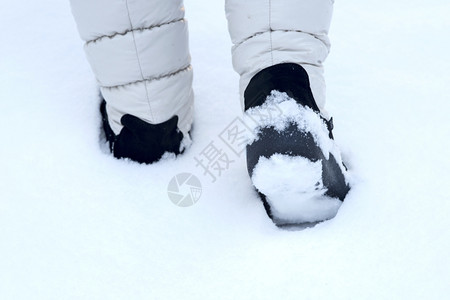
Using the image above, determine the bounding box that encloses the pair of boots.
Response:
[101,63,350,226]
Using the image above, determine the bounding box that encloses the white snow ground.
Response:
[1,0,449,299]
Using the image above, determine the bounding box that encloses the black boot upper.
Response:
[100,101,184,164]
[244,63,321,112]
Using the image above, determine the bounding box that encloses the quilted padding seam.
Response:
[86,18,185,45]
[102,65,192,89]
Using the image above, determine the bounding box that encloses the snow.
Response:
[245,90,336,159]
[1,0,449,299]
[252,154,342,224]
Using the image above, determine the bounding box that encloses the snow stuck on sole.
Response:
[246,91,348,225]
[252,154,342,225]
[244,91,335,159]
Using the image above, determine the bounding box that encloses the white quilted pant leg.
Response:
[225,0,333,114]
[70,0,194,138]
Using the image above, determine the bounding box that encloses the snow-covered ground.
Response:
[1,0,449,299]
